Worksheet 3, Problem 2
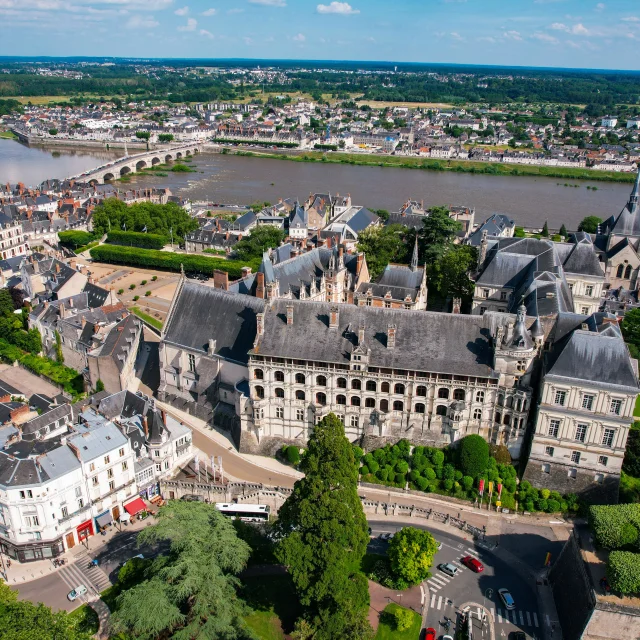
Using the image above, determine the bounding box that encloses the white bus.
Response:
[215,503,270,522]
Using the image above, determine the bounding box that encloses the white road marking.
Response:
[431,593,436,608]
[466,547,481,558]
[420,585,424,605]
[437,596,442,610]
[545,614,551,627]
[533,612,539,627]
[490,608,495,621]
[458,543,465,549]
[431,574,450,585]
[477,607,482,620]
[452,560,464,568]
[519,611,524,625]
[463,605,470,613]
[429,585,441,592]
[526,611,532,626]
[497,609,503,624]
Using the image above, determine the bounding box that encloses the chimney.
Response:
[213,269,229,291]
[387,324,397,349]
[255,271,265,299]
[142,416,149,437]
[286,304,294,325]
[479,229,488,266]
[55,262,60,273]
[161,409,166,425]
[452,298,462,314]
[256,312,264,337]
[59,302,66,319]
[81,316,86,328]
[356,252,364,276]
[208,338,216,355]
[242,266,252,277]
[581,323,589,330]
[329,306,339,329]
[358,325,365,345]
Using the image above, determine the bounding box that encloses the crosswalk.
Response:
[426,546,481,592]
[464,605,539,629]
[55,551,112,603]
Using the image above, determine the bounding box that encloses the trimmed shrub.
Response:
[58,230,97,248]
[462,475,474,491]
[286,447,300,465]
[609,551,640,595]
[392,607,414,632]
[117,288,124,295]
[415,476,428,491]
[107,230,168,250]
[133,295,140,302]
[458,434,490,478]
[145,291,152,297]
[431,450,445,467]
[360,465,369,476]
[547,499,561,513]
[396,460,409,475]
[129,284,136,290]
[367,458,380,474]
[590,504,640,550]
[395,473,406,486]
[443,479,454,492]
[141,280,147,285]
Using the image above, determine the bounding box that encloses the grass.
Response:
[634,395,640,418]
[0,130,17,140]
[620,471,640,504]
[241,575,301,640]
[228,148,637,184]
[68,604,100,635]
[131,306,163,330]
[375,604,422,640]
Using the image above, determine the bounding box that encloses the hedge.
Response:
[589,504,640,550]
[90,244,261,279]
[107,230,168,250]
[608,551,640,595]
[58,230,97,248]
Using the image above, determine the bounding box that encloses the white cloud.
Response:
[450,31,464,41]
[174,5,189,15]
[125,14,159,28]
[199,28,213,38]
[293,32,305,41]
[595,2,605,10]
[503,30,522,41]
[178,17,197,31]
[248,0,285,6]
[566,39,580,48]
[532,32,559,43]
[201,8,216,15]
[550,22,567,30]
[243,36,254,44]
[550,21,590,35]
[317,1,359,14]
[622,16,639,22]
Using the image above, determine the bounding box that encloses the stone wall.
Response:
[585,604,640,640]
[522,457,620,504]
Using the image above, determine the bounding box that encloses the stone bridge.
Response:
[68,144,203,184]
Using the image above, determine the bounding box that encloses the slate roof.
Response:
[83,282,111,308]
[252,300,498,378]
[163,281,265,364]
[67,421,128,462]
[387,213,425,230]
[605,171,640,237]
[88,315,141,372]
[468,214,516,245]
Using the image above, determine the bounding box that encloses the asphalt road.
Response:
[369,520,543,640]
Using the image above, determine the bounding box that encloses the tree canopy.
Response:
[458,434,490,480]
[233,225,287,261]
[111,501,252,640]
[577,215,603,234]
[429,244,477,300]
[276,413,372,640]
[356,224,410,280]
[387,527,438,586]
[418,206,462,264]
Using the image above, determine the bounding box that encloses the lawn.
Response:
[131,306,163,331]
[68,603,100,635]
[375,604,422,640]
[634,395,640,418]
[241,574,301,640]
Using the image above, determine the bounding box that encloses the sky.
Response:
[1,0,640,69]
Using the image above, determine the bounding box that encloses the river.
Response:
[0,140,633,229]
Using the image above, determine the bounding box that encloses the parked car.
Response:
[438,563,459,577]
[498,588,516,610]
[420,627,436,640]
[509,632,527,640]
[461,556,484,572]
[67,585,88,601]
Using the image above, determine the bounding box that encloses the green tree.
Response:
[135,130,151,141]
[276,413,372,639]
[559,223,568,237]
[458,435,490,479]
[355,224,408,280]
[95,379,105,393]
[387,527,438,586]
[111,501,251,640]
[54,330,64,363]
[578,216,603,234]
[48,128,58,136]
[419,207,462,264]
[623,423,640,477]
[234,225,287,262]
[430,245,477,300]
[541,221,549,237]
[158,133,174,143]
[622,309,640,358]
[392,606,414,631]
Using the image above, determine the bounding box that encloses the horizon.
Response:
[1,0,639,70]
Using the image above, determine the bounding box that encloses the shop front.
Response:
[77,519,93,543]
[0,536,64,563]
[95,509,113,533]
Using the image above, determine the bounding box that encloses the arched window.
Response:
[295,390,305,401]
[475,390,485,403]
[474,408,482,420]
[316,392,327,406]
[495,412,502,424]
[506,396,514,409]
[336,394,346,405]
[436,405,447,416]
[275,388,284,398]
[274,371,284,382]
[255,386,264,399]
[351,396,361,406]
[380,399,389,412]
[253,369,264,380]
[516,398,522,412]
[625,264,633,279]
[352,379,362,390]
[416,385,427,397]
[295,373,306,384]
[453,388,465,401]
[438,388,449,399]
[503,414,511,426]
[497,394,504,407]
[617,264,624,278]
[394,383,405,395]
[415,403,425,414]
[393,400,404,411]
[381,382,390,393]
[316,375,327,387]
[365,397,376,408]
[337,377,347,389]
[366,380,377,392]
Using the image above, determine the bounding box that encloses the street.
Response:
[369,521,543,640]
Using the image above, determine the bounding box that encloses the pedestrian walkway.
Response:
[489,606,540,629]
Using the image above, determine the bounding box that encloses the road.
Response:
[369,520,542,640]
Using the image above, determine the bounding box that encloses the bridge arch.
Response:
[136,160,147,171]
[103,172,115,182]
[186,149,192,156]
[165,154,173,163]
[120,166,132,176]
[176,152,183,159]
[151,157,161,166]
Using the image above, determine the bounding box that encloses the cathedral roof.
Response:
[607,171,640,237]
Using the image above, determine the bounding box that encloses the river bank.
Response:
[221,147,637,184]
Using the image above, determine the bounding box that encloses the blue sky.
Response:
[1,0,640,69]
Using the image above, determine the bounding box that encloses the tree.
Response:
[392,606,414,631]
[276,413,372,639]
[623,423,640,477]
[541,221,549,237]
[622,309,640,358]
[234,225,287,261]
[458,435,490,479]
[356,224,408,280]
[95,379,105,393]
[135,131,151,141]
[419,207,462,264]
[158,133,174,143]
[578,216,603,234]
[111,501,251,640]
[430,245,477,300]
[387,527,438,586]
[48,128,58,136]
[559,223,568,237]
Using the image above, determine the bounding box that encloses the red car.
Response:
[421,628,436,640]
[461,555,484,572]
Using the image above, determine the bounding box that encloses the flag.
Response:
[122,222,126,231]
[142,225,147,233]
[478,479,485,494]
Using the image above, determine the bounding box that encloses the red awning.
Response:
[124,497,146,516]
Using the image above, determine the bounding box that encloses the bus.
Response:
[215,503,270,522]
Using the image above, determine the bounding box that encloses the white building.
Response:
[601,116,619,128]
